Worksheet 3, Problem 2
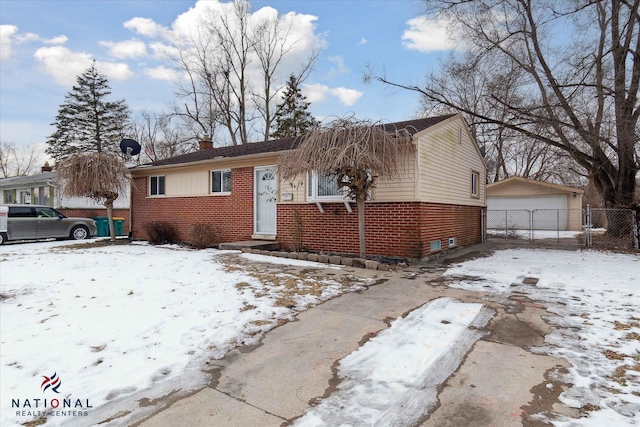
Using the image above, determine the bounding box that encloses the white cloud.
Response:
[149,42,178,60]
[43,35,68,45]
[302,83,329,104]
[402,15,456,52]
[98,62,134,81]
[124,17,166,38]
[144,66,179,81]
[15,32,39,43]
[34,46,133,86]
[303,84,363,107]
[330,87,363,106]
[0,25,18,61]
[99,39,147,59]
[358,38,367,45]
[168,1,325,78]
[327,55,350,78]
[1,25,69,62]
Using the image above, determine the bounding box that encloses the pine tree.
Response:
[46,61,130,160]
[271,74,319,139]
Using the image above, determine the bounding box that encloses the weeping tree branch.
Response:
[278,115,415,257]
[55,153,130,241]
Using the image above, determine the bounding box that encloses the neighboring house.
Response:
[129,114,487,259]
[486,176,584,231]
[0,163,131,230]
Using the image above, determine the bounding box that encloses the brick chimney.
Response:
[199,135,213,150]
[41,162,52,172]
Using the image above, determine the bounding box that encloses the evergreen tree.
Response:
[47,61,130,160]
[271,74,319,138]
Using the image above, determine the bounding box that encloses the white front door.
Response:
[254,167,277,235]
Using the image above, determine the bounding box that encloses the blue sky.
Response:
[0,0,456,153]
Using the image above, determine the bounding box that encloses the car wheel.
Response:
[71,226,89,240]
[0,232,6,245]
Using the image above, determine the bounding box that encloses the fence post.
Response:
[586,204,592,247]
[505,210,508,240]
[557,209,560,243]
[633,210,639,250]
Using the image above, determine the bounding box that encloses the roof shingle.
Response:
[144,115,455,168]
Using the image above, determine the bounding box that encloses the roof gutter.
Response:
[129,150,292,175]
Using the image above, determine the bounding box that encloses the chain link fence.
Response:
[585,208,639,250]
[484,206,639,249]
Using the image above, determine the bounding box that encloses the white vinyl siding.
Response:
[372,151,416,202]
[417,117,486,206]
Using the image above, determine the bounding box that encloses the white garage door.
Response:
[487,195,568,230]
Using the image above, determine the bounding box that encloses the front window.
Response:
[150,176,165,196]
[307,171,349,201]
[211,169,231,193]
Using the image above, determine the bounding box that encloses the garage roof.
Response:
[487,176,584,195]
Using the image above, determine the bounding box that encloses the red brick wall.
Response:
[277,202,482,259]
[57,208,130,232]
[131,166,483,258]
[131,168,254,243]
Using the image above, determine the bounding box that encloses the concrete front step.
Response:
[219,240,280,251]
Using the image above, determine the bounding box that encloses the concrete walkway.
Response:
[134,246,571,427]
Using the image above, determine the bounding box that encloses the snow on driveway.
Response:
[0,240,366,427]
[444,248,640,426]
[294,298,493,426]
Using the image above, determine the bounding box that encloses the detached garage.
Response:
[487,177,584,230]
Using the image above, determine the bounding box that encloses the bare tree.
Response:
[168,32,223,142]
[252,11,320,141]
[371,0,640,210]
[170,0,320,146]
[55,153,130,241]
[278,116,414,257]
[130,110,197,162]
[0,141,41,177]
[416,53,579,184]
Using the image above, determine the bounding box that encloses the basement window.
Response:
[150,175,165,196]
[430,240,442,252]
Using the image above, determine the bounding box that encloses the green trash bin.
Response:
[93,217,125,237]
[113,217,125,236]
[92,217,109,237]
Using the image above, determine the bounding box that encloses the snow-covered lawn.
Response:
[445,248,640,426]
[0,240,366,427]
[2,241,638,427]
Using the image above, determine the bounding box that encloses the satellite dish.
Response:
[120,139,141,156]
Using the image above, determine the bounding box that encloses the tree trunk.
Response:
[357,197,366,258]
[105,198,115,242]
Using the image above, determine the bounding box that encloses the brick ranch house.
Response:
[128,114,487,259]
